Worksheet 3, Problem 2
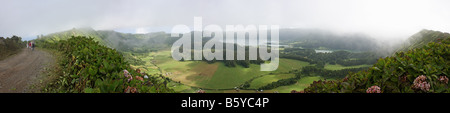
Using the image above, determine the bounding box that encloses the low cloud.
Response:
[0,0,449,41]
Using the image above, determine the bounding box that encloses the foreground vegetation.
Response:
[0,35,25,60]
[305,30,450,93]
[37,36,174,93]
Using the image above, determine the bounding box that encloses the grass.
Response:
[271,76,324,93]
[167,81,196,93]
[151,50,173,65]
[125,51,160,75]
[196,63,269,89]
[35,48,64,93]
[128,49,314,90]
[203,76,331,93]
[324,63,371,70]
[273,58,311,73]
[124,48,371,93]
[193,58,312,89]
[142,50,220,88]
[248,74,296,89]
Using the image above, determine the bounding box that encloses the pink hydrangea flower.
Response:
[439,76,449,84]
[127,76,133,82]
[366,86,381,93]
[411,75,430,92]
[123,70,130,77]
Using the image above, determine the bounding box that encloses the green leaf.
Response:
[88,67,97,76]
[70,74,78,78]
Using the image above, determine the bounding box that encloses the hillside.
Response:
[396,29,450,52]
[279,29,380,52]
[37,28,385,52]
[304,30,450,93]
[36,28,173,53]
[37,36,175,93]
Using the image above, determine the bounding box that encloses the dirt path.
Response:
[0,48,54,93]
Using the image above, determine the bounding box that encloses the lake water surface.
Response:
[315,50,333,53]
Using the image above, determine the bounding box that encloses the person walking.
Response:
[28,42,32,50]
[31,41,36,50]
[31,41,35,51]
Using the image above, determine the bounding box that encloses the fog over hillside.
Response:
[1,0,449,46]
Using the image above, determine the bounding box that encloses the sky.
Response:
[0,0,449,41]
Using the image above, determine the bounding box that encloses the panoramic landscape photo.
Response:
[0,0,449,93]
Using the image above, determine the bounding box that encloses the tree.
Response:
[315,61,325,69]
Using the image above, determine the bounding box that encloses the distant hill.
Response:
[395,29,450,53]
[36,28,387,53]
[304,29,450,93]
[36,28,173,53]
[278,28,380,52]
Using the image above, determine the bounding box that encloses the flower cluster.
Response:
[439,76,449,84]
[197,89,205,93]
[124,86,137,93]
[411,75,430,92]
[123,70,132,82]
[135,76,144,81]
[123,69,146,93]
[366,86,381,93]
[123,69,145,82]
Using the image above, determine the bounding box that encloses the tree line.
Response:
[258,73,302,90]
[281,48,379,66]
[300,66,368,79]
[0,35,26,60]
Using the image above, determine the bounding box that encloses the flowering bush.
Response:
[304,32,450,93]
[40,36,175,93]
[124,86,137,93]
[366,86,381,93]
[439,76,449,84]
[411,75,431,92]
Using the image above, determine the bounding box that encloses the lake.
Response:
[315,50,333,53]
